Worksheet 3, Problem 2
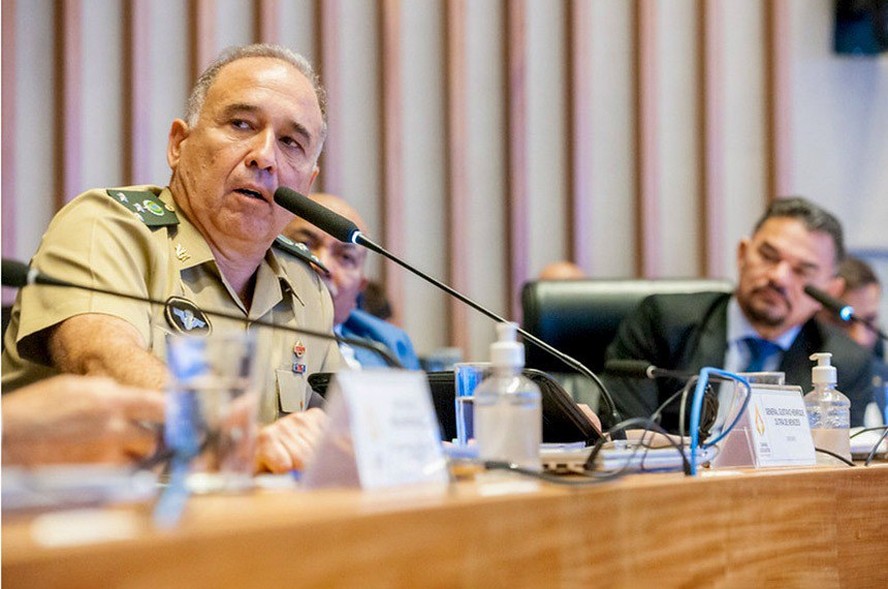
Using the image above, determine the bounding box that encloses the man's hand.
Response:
[2,375,165,466]
[254,408,329,473]
[577,403,602,432]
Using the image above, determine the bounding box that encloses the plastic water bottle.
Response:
[803,352,851,462]
[474,322,542,470]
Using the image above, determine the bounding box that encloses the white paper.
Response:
[302,370,448,490]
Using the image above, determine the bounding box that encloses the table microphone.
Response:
[274,186,625,430]
[1,258,402,368]
[603,359,722,439]
[804,284,888,342]
[604,359,735,382]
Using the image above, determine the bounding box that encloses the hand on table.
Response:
[254,408,329,473]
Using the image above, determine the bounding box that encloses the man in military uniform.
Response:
[1,44,343,473]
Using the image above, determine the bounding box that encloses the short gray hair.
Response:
[185,43,327,144]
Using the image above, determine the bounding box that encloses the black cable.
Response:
[849,425,888,438]
[864,427,888,467]
[481,461,623,486]
[583,416,693,476]
[480,415,696,485]
[814,447,856,467]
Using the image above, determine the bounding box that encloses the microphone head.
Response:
[603,359,654,379]
[273,187,361,244]
[803,284,853,322]
[1,259,31,288]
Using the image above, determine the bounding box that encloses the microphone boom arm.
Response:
[4,259,402,369]
[353,233,623,426]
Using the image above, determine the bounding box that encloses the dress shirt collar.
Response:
[726,296,800,351]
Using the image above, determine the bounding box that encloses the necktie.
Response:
[742,337,780,372]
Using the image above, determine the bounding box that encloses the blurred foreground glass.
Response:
[454,362,492,446]
[165,332,259,493]
[875,374,888,426]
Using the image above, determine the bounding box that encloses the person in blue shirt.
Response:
[283,193,421,370]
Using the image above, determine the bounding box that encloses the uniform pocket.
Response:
[276,368,309,413]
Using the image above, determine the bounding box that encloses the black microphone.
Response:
[274,186,625,431]
[605,359,684,380]
[604,359,735,382]
[803,284,854,321]
[1,258,402,368]
[804,283,888,342]
[603,359,722,440]
[274,186,361,243]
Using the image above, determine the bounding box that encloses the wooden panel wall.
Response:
[4,0,883,360]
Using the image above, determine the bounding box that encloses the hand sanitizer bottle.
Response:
[474,322,542,470]
[803,352,851,462]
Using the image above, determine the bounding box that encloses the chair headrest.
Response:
[521,278,733,373]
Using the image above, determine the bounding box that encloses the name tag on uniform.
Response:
[302,370,448,491]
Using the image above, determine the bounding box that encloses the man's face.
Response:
[167,57,323,251]
[284,206,368,326]
[841,283,881,349]
[736,217,842,337]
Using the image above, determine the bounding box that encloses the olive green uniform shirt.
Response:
[1,185,343,424]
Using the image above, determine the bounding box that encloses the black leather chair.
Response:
[521,278,734,375]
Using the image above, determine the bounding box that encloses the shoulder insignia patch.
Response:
[274,235,330,276]
[106,189,179,227]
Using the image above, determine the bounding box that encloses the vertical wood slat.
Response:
[123,0,152,185]
[568,0,592,271]
[444,0,469,350]
[700,0,725,277]
[635,0,660,277]
[58,0,82,207]
[318,0,342,194]
[379,0,406,325]
[506,0,529,318]
[765,0,792,200]
[1,0,16,284]
[257,0,280,43]
[191,0,216,81]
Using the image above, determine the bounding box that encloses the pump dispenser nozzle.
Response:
[491,322,524,368]
[809,352,836,385]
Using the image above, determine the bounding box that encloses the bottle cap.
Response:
[490,322,524,368]
[809,352,836,385]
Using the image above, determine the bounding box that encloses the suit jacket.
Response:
[603,292,874,429]
[340,309,421,370]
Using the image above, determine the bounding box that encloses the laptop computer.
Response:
[308,368,601,446]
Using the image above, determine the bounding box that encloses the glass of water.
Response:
[165,331,260,494]
[453,362,492,447]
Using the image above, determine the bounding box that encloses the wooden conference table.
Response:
[3,464,887,588]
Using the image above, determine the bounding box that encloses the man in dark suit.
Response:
[604,197,874,429]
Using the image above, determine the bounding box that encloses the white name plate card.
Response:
[747,385,816,467]
[302,370,449,491]
[712,384,816,469]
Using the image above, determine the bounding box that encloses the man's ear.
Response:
[359,276,369,293]
[167,119,190,170]
[307,165,320,191]
[736,238,750,270]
